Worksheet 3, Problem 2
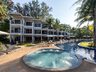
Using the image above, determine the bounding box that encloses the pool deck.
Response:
[0,42,96,72]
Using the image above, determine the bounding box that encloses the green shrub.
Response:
[0,42,3,51]
[25,43,36,47]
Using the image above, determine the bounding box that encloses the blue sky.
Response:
[13,0,78,27]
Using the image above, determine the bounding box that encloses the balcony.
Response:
[11,28,21,33]
[11,20,21,24]
[34,23,42,29]
[34,30,42,36]
[24,22,32,27]
[10,30,21,35]
[48,31,53,35]
[42,30,47,34]
[24,29,32,34]
[42,24,48,30]
[11,31,20,33]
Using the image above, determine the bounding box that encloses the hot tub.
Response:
[23,49,82,71]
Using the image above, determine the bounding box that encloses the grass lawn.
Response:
[18,43,36,47]
[24,43,36,47]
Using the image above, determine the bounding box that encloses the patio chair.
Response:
[2,44,20,54]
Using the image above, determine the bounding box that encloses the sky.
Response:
[13,0,78,27]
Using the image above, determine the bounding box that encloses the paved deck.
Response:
[0,43,96,72]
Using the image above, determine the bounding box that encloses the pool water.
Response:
[23,49,82,70]
[57,42,96,63]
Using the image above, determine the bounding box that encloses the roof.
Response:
[9,12,23,16]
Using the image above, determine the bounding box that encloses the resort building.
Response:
[9,13,69,43]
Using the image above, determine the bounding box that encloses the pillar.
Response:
[32,36,35,43]
[41,36,42,42]
[94,49,96,61]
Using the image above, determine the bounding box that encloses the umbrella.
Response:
[0,31,9,35]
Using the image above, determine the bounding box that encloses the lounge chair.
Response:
[2,44,20,54]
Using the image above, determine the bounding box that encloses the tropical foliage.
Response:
[14,0,52,20]
[74,0,95,26]
[70,26,92,38]
[88,24,94,32]
[45,17,71,32]
[0,0,13,22]
[0,1,7,21]
[74,0,96,46]
[0,19,9,32]
[0,0,13,32]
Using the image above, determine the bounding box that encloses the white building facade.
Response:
[10,13,69,43]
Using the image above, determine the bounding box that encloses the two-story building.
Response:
[9,12,69,43]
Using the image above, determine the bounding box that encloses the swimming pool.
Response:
[56,42,96,63]
[23,49,82,71]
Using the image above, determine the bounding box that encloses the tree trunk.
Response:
[93,6,96,46]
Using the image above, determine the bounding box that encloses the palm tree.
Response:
[74,0,96,46]
[46,17,54,28]
[23,3,30,16]
[14,3,23,14]
[40,2,52,20]
[0,1,7,22]
[14,0,52,19]
[53,19,60,30]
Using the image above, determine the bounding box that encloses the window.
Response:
[25,29,32,33]
[54,32,57,35]
[59,32,61,35]
[26,22,32,26]
[25,36,32,42]
[48,26,53,29]
[15,20,21,24]
[49,31,53,35]
[62,32,64,35]
[11,20,14,24]
[42,24,48,28]
[34,23,41,27]
[34,30,41,34]
[11,28,20,33]
[65,33,68,35]
[42,30,47,34]
[15,28,20,33]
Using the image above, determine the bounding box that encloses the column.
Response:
[53,31,54,41]
[9,20,12,43]
[22,36,24,42]
[20,35,22,43]
[41,23,42,42]
[22,18,25,43]
[20,19,23,43]
[94,49,96,61]
[32,21,34,43]
[32,36,35,43]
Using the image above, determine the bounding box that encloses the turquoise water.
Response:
[23,49,82,70]
[57,42,96,63]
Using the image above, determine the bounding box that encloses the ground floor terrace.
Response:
[0,41,96,72]
[10,35,66,43]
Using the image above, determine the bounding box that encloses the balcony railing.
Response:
[11,30,20,33]
[25,22,32,26]
[24,32,32,34]
[11,20,21,24]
